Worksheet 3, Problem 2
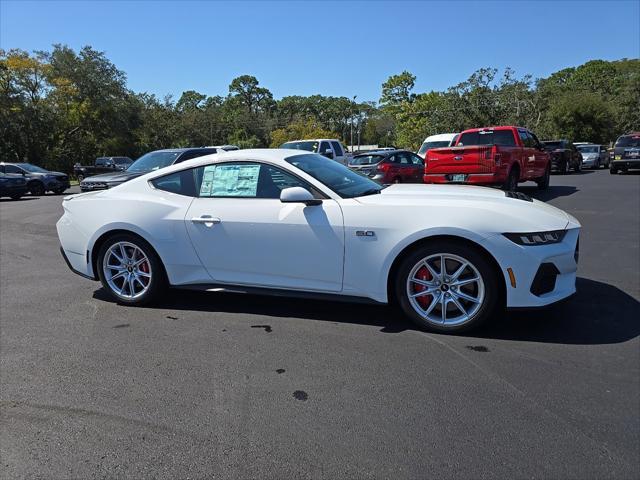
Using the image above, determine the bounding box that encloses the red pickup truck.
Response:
[423,126,551,191]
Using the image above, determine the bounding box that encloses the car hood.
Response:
[355,184,578,232]
[82,170,145,183]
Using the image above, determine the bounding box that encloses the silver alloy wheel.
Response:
[102,241,152,300]
[406,253,485,326]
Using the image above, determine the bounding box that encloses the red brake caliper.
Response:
[139,260,149,283]
[413,266,432,309]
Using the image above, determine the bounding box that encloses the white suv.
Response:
[279,139,349,165]
[417,133,458,159]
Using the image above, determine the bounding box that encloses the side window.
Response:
[387,155,398,164]
[0,165,5,173]
[151,168,200,197]
[198,162,315,199]
[529,132,542,148]
[397,153,410,164]
[409,153,424,165]
[96,158,107,166]
[331,141,344,157]
[5,165,22,174]
[319,142,331,155]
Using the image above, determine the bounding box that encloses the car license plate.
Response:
[630,151,639,157]
[449,174,467,182]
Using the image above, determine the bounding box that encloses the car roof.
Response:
[282,139,340,143]
[354,149,407,156]
[423,133,457,142]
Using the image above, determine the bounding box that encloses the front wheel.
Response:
[395,242,500,333]
[536,164,550,190]
[29,182,45,196]
[97,233,166,306]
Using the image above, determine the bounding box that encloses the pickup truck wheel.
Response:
[28,182,45,196]
[536,164,550,190]
[610,166,617,174]
[502,169,518,191]
[395,242,499,333]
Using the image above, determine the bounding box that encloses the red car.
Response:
[348,149,424,184]
[424,126,551,191]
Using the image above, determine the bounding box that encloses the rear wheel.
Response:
[502,168,518,191]
[97,233,166,306]
[536,164,550,190]
[395,242,500,333]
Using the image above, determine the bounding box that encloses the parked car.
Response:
[0,162,70,195]
[541,140,582,174]
[279,139,349,165]
[57,149,580,334]
[576,144,609,169]
[348,150,424,184]
[205,145,240,151]
[74,156,133,181]
[417,133,458,159]
[610,132,640,174]
[80,147,218,192]
[0,172,28,200]
[424,126,550,191]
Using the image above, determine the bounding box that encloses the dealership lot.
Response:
[1,171,638,478]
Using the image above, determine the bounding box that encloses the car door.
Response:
[517,130,536,178]
[331,141,346,165]
[407,152,425,182]
[528,131,547,176]
[184,161,345,292]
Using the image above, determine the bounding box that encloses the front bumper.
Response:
[45,177,70,191]
[482,228,580,308]
[581,158,598,168]
[611,159,640,170]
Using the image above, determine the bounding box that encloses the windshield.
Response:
[577,145,598,153]
[286,153,383,198]
[615,135,640,148]
[115,157,132,164]
[350,155,384,166]
[127,151,181,173]
[280,141,319,153]
[543,141,564,149]
[417,141,450,156]
[16,163,49,173]
[458,130,516,146]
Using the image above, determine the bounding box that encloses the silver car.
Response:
[577,144,609,169]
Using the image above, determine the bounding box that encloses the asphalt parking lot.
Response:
[1,170,639,479]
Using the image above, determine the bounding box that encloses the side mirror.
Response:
[280,187,322,206]
[322,149,334,159]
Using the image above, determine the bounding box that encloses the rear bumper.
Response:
[423,172,502,185]
[59,246,96,280]
[0,184,28,196]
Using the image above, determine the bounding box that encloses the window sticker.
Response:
[199,165,216,196]
[211,164,260,197]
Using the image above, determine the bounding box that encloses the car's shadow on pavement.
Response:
[521,185,579,202]
[0,197,39,203]
[93,277,639,345]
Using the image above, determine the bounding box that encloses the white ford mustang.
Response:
[57,149,580,332]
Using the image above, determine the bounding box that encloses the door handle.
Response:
[191,215,221,226]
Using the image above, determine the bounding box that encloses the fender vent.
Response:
[505,191,533,202]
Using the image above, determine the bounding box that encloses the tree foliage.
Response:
[1,45,637,173]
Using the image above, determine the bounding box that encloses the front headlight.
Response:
[503,230,567,246]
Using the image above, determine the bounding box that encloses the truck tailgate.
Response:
[426,146,497,173]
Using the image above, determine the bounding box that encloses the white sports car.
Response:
[57,149,580,332]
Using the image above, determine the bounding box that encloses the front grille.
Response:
[505,191,533,202]
[530,263,560,296]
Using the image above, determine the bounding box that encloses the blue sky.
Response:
[1,1,638,103]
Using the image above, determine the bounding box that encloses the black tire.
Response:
[594,159,600,170]
[502,168,518,191]
[560,159,569,175]
[394,240,500,333]
[536,164,550,190]
[29,182,45,196]
[10,194,22,200]
[96,233,166,306]
[53,188,66,195]
[574,159,581,172]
